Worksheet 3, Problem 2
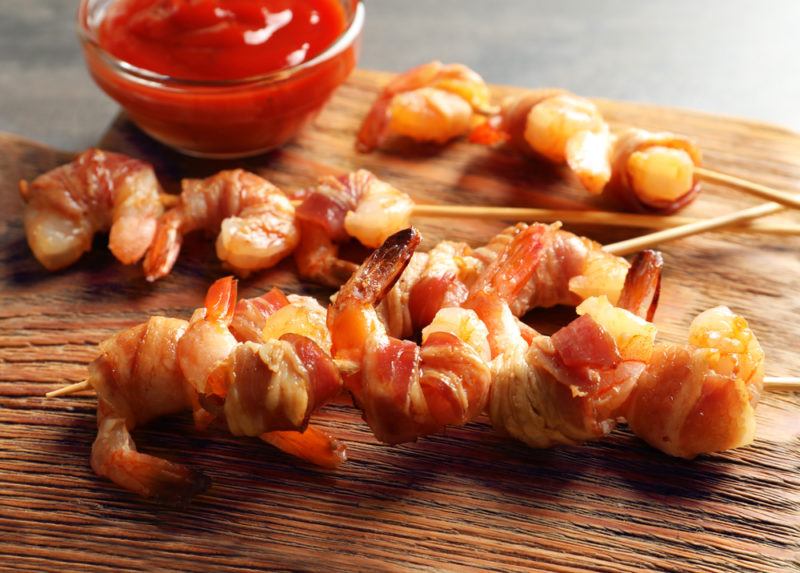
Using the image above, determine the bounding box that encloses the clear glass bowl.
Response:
[77,0,365,158]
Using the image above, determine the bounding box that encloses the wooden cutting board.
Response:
[1,69,798,572]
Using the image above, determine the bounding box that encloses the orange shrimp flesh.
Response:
[19,148,167,270]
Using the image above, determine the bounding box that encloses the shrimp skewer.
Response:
[88,276,347,503]
[328,228,492,444]
[19,148,169,271]
[292,169,414,286]
[143,169,299,281]
[357,61,495,152]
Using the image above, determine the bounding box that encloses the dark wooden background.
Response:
[1,70,798,572]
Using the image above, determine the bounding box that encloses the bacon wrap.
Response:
[605,129,702,214]
[489,314,647,448]
[497,89,570,158]
[91,317,194,428]
[351,330,491,445]
[473,223,630,314]
[220,334,342,437]
[229,287,290,342]
[294,170,375,241]
[625,307,764,459]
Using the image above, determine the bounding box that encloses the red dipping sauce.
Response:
[78,0,364,157]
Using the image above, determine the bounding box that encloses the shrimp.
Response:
[471,223,633,315]
[19,148,169,271]
[143,169,298,281]
[487,270,660,449]
[357,60,494,152]
[179,277,344,462]
[624,306,764,459]
[567,127,702,213]
[87,315,211,505]
[328,228,492,444]
[470,89,607,164]
[293,169,414,286]
[376,240,485,339]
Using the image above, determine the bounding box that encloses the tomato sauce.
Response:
[98,0,347,80]
[80,0,362,157]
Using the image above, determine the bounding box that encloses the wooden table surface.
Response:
[1,69,798,572]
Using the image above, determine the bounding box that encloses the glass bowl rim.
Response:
[77,0,365,89]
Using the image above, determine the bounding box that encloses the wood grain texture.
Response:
[1,69,798,572]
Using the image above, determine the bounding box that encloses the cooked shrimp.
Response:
[471,223,632,315]
[183,277,343,445]
[143,169,298,281]
[376,240,485,339]
[293,169,414,286]
[328,228,492,444]
[470,89,606,164]
[87,315,211,505]
[567,127,702,213]
[488,290,658,450]
[19,148,168,271]
[625,306,764,458]
[357,60,494,152]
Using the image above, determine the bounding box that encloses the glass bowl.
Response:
[77,0,364,158]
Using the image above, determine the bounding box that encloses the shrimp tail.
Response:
[616,250,663,321]
[91,417,210,506]
[338,227,421,307]
[143,216,183,282]
[260,425,348,469]
[469,116,511,146]
[204,275,238,324]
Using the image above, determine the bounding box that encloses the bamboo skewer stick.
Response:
[604,202,785,255]
[696,167,800,211]
[410,204,799,235]
[44,375,800,398]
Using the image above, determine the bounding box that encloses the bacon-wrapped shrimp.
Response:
[179,277,344,466]
[88,315,211,505]
[487,250,662,449]
[328,228,492,444]
[357,61,494,152]
[625,306,764,459]
[19,148,169,271]
[292,169,414,286]
[472,222,634,315]
[143,169,298,281]
[567,127,702,213]
[470,89,607,164]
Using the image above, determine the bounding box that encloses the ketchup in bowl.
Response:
[78,0,364,158]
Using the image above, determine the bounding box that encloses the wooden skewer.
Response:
[410,204,799,235]
[45,375,800,398]
[604,202,785,255]
[45,380,90,398]
[763,377,800,391]
[696,167,800,211]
